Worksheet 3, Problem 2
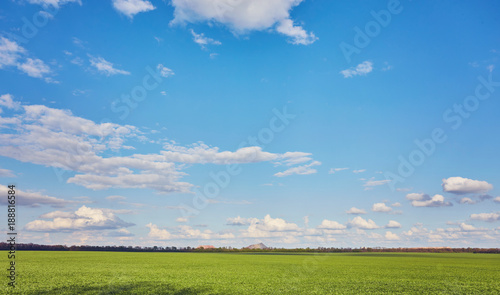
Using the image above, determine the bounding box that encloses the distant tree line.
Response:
[1,243,499,253]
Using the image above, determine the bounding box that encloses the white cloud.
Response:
[146,223,173,239]
[372,202,392,213]
[328,167,348,174]
[240,214,301,238]
[406,193,452,207]
[317,219,346,230]
[0,97,313,194]
[391,202,402,207]
[25,205,133,231]
[340,61,373,78]
[190,29,221,49]
[459,197,476,204]
[274,160,321,177]
[226,216,259,226]
[363,178,390,188]
[0,37,52,81]
[406,193,424,201]
[470,212,500,222]
[0,37,25,68]
[0,168,15,177]
[348,216,379,229]
[39,210,77,219]
[146,223,234,240]
[385,231,400,240]
[275,18,317,45]
[459,223,478,231]
[0,94,21,110]
[154,143,279,164]
[353,169,366,173]
[442,177,493,195]
[494,197,500,203]
[279,152,313,166]
[170,0,317,45]
[385,220,401,228]
[112,0,155,18]
[89,55,130,76]
[402,224,498,245]
[345,207,366,214]
[17,58,51,78]
[157,64,175,78]
[0,184,74,208]
[27,0,81,8]
[176,217,188,223]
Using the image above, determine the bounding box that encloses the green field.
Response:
[3,251,500,294]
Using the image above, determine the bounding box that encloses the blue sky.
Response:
[0,0,499,248]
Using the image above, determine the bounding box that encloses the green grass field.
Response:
[3,251,500,294]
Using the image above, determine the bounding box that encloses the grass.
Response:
[3,251,499,294]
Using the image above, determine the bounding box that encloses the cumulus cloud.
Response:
[112,0,155,18]
[385,220,401,228]
[0,37,25,68]
[385,231,400,240]
[442,177,493,195]
[89,55,130,76]
[345,207,366,214]
[274,160,321,177]
[275,18,318,45]
[17,58,50,78]
[317,219,347,230]
[403,224,498,244]
[170,0,317,45]
[348,216,379,229]
[240,214,300,238]
[146,223,234,240]
[0,96,313,194]
[494,197,500,203]
[25,205,133,231]
[406,193,452,207]
[0,94,21,110]
[226,216,259,226]
[340,61,373,78]
[372,202,392,213]
[0,37,53,82]
[0,184,74,208]
[459,223,480,231]
[470,212,500,222]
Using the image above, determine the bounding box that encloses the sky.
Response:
[0,0,499,248]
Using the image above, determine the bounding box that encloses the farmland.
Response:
[3,251,500,294]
